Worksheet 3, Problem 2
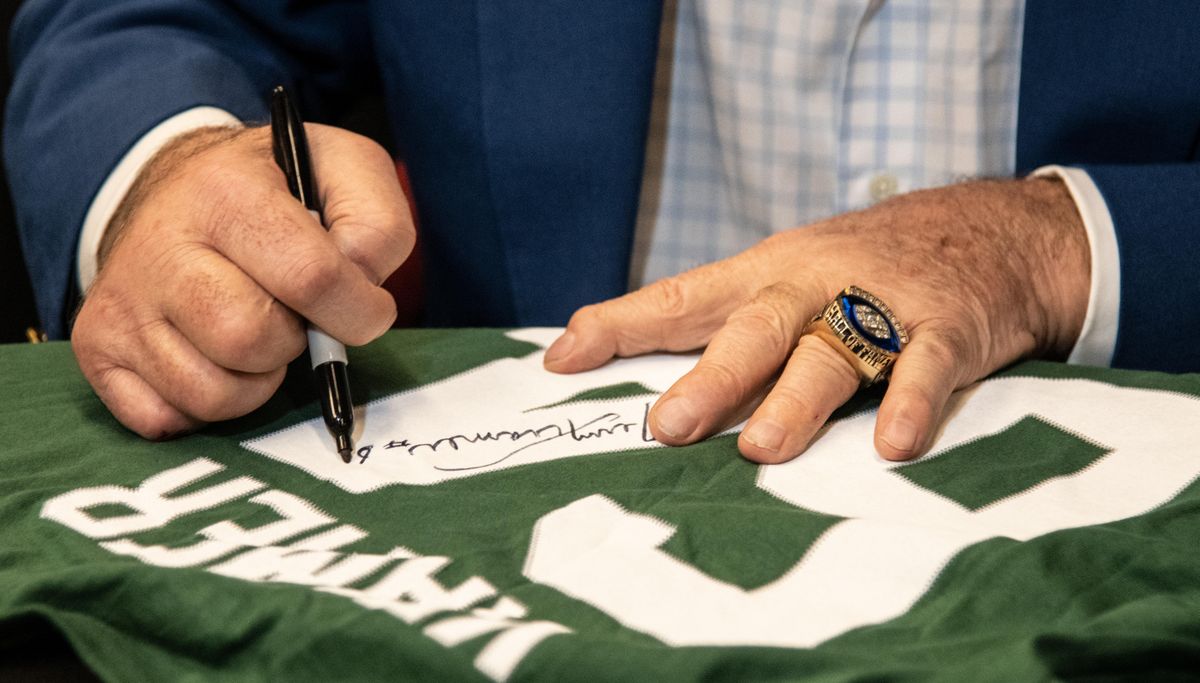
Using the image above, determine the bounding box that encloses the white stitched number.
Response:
[524,377,1200,647]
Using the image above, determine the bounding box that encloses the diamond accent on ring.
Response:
[853,304,892,341]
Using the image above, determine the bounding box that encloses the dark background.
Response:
[0,0,41,344]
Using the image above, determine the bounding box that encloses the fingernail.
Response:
[544,331,576,364]
[743,420,786,453]
[880,418,919,454]
[654,397,698,440]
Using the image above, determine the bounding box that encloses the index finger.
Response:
[207,186,397,346]
[545,256,759,373]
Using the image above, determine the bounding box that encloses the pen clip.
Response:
[270,85,318,211]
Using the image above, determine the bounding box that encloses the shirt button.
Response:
[869,173,898,203]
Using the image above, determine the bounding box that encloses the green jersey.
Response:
[3,329,1200,681]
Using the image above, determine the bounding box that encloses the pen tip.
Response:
[335,432,353,464]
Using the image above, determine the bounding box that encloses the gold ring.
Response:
[802,286,909,385]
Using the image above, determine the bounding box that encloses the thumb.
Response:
[307,123,416,284]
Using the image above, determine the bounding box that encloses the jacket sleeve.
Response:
[4,0,375,338]
[1077,163,1200,373]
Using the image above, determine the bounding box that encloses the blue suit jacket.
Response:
[7,1,1200,371]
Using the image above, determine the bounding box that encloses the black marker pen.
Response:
[270,85,355,463]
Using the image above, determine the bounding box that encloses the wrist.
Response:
[1017,176,1091,359]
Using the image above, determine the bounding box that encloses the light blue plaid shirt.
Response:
[631,0,1025,286]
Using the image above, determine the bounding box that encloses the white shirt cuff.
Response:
[77,106,243,292]
[1031,165,1120,367]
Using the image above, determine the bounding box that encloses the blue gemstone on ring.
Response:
[840,295,901,353]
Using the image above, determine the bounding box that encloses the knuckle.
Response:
[645,277,690,322]
[339,221,411,283]
[794,335,859,385]
[184,373,274,423]
[208,309,278,366]
[90,364,195,440]
[283,249,342,309]
[173,270,298,370]
[889,386,937,418]
[335,236,375,279]
[135,401,193,441]
[170,367,232,421]
[726,301,792,354]
[76,293,148,363]
[766,384,826,426]
[567,303,604,333]
[378,217,416,262]
[922,327,973,366]
[694,361,753,405]
[758,280,809,302]
[184,389,234,423]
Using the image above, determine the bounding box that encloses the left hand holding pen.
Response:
[544,178,1091,463]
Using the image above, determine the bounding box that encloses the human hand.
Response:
[73,124,413,438]
[544,179,1090,463]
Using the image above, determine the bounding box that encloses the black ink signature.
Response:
[355,402,657,470]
